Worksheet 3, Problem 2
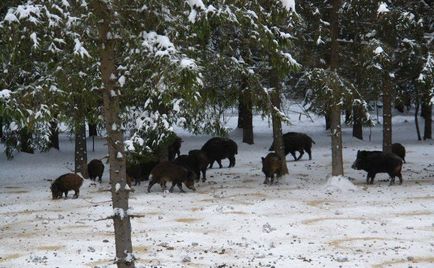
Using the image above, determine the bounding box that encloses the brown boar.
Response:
[87,159,104,183]
[261,152,282,185]
[50,173,83,199]
[147,161,196,193]
[188,149,209,182]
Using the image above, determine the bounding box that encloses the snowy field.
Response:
[1,108,434,268]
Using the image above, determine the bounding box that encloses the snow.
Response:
[73,38,91,58]
[0,89,12,99]
[179,58,197,70]
[1,106,434,267]
[279,0,296,12]
[4,13,19,23]
[30,32,39,48]
[115,183,121,193]
[377,2,390,14]
[374,46,384,55]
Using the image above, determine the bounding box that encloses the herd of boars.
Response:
[50,132,407,199]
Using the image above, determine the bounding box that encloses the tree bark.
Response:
[415,93,422,140]
[89,123,98,137]
[19,127,34,154]
[74,117,88,178]
[329,0,344,176]
[270,73,289,176]
[49,120,60,150]
[241,78,254,144]
[382,78,392,153]
[423,101,432,140]
[93,1,135,267]
[237,92,244,128]
[352,104,363,140]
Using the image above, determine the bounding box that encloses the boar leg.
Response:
[64,191,69,198]
[263,177,269,184]
[368,173,376,184]
[296,150,304,161]
[217,159,223,168]
[147,179,158,193]
[177,183,185,193]
[209,160,215,169]
[169,182,176,193]
[73,189,79,199]
[229,156,235,168]
[289,151,297,161]
[306,148,312,160]
[98,176,102,183]
[270,174,274,185]
[201,169,207,182]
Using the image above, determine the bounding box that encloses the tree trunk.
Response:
[325,112,331,130]
[415,93,422,141]
[89,123,98,137]
[423,102,432,140]
[345,108,351,125]
[93,1,135,267]
[19,127,34,154]
[241,80,254,144]
[382,78,392,153]
[270,74,289,176]
[74,117,88,178]
[49,120,60,150]
[329,0,344,176]
[352,104,363,140]
[237,92,244,129]
[0,116,3,140]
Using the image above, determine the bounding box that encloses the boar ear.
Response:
[261,157,265,161]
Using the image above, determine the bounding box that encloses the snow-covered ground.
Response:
[1,108,434,267]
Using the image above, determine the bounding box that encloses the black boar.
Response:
[173,154,200,181]
[201,137,238,168]
[127,159,159,186]
[168,136,183,161]
[392,143,406,163]
[87,159,104,183]
[351,150,403,185]
[188,149,209,182]
[50,173,83,199]
[269,132,315,161]
[261,152,282,185]
[148,161,196,193]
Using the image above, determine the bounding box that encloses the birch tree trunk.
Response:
[92,1,134,267]
[330,0,344,176]
[74,117,88,178]
[382,77,392,153]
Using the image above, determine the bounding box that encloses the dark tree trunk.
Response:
[241,79,254,144]
[93,1,135,267]
[0,116,3,140]
[325,112,331,130]
[415,93,422,140]
[237,92,244,129]
[423,101,432,140]
[49,120,60,150]
[270,73,289,176]
[345,108,351,125]
[382,78,392,153]
[74,117,88,178]
[352,104,363,140]
[329,0,344,176]
[19,127,34,154]
[89,123,98,137]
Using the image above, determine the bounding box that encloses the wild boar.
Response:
[201,137,238,168]
[148,161,196,193]
[87,159,104,183]
[269,132,315,161]
[168,136,183,161]
[391,143,406,163]
[50,173,83,199]
[261,152,282,185]
[351,150,403,185]
[188,149,209,182]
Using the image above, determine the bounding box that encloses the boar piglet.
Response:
[261,152,282,185]
[51,173,83,199]
[148,161,196,193]
[352,150,403,185]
